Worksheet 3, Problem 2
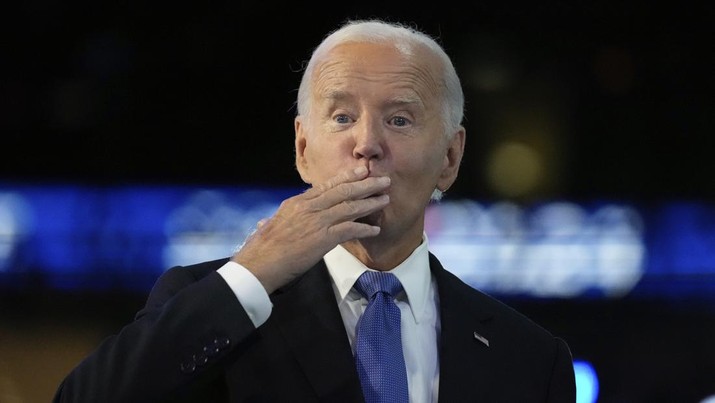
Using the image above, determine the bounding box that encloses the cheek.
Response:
[304,138,354,182]
[395,146,443,181]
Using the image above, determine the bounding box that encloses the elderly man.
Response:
[54,18,576,403]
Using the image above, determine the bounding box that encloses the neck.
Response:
[341,229,423,271]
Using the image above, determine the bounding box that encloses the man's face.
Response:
[295,41,464,251]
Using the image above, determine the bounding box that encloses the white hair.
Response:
[296,18,465,136]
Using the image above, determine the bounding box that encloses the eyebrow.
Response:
[386,95,423,108]
[321,89,423,108]
[321,89,353,102]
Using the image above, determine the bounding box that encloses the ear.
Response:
[436,126,466,193]
[294,116,312,184]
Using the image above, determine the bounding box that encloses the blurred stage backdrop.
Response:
[1,1,713,402]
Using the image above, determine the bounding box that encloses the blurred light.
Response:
[162,189,281,269]
[486,141,544,198]
[426,200,645,298]
[700,394,715,403]
[574,360,599,403]
[0,192,33,272]
[4,185,715,301]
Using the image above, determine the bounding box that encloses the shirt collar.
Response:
[324,233,432,323]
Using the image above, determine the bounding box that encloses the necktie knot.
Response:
[354,271,403,300]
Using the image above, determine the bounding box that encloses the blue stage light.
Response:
[574,360,599,403]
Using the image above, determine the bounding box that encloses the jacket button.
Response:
[203,345,220,357]
[193,353,208,366]
[180,361,196,374]
[214,337,231,350]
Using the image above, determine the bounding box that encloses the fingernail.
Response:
[379,176,391,185]
[354,166,367,175]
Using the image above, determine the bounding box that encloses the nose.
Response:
[352,117,385,161]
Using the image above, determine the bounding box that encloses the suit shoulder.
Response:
[431,255,558,340]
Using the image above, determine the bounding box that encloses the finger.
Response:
[329,220,382,242]
[312,176,391,211]
[303,166,369,199]
[326,193,390,223]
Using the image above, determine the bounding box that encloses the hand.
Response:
[231,166,390,293]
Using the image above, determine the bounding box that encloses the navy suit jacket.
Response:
[54,253,576,402]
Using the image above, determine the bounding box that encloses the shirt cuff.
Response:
[217,260,273,327]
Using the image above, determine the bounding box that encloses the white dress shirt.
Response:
[217,234,441,403]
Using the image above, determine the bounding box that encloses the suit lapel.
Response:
[430,254,501,402]
[260,254,503,401]
[269,261,363,402]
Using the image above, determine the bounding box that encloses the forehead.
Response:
[311,42,443,103]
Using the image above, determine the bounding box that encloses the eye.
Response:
[389,116,411,127]
[334,114,352,124]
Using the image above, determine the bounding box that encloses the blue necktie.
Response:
[353,271,409,403]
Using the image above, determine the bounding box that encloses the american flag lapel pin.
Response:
[473,331,489,347]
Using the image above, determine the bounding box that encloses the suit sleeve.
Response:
[53,266,257,403]
[546,337,577,403]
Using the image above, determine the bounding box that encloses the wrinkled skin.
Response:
[233,41,465,293]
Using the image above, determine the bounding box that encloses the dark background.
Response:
[2,1,713,202]
[1,1,714,402]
